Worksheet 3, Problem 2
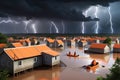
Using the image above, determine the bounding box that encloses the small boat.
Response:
[67,52,79,57]
[67,54,79,57]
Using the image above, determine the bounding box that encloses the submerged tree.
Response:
[97,58,120,80]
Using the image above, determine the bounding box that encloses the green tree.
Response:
[97,58,120,80]
[0,69,9,80]
[103,37,112,47]
[0,33,7,43]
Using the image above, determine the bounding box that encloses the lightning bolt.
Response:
[62,21,65,33]
[95,7,99,34]
[82,7,92,34]
[23,20,31,33]
[51,21,59,33]
[50,25,52,33]
[81,21,85,34]
[31,23,37,33]
[108,7,113,34]
[0,18,19,24]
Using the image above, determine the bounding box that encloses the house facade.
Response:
[88,43,110,53]
[113,44,120,53]
[0,44,60,75]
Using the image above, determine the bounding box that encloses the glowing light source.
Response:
[82,7,92,34]
[31,23,37,33]
[108,7,113,34]
[95,6,99,34]
[51,21,59,33]
[0,18,19,24]
[23,20,31,33]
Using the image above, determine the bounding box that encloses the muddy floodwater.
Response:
[9,47,120,80]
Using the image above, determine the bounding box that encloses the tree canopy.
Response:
[0,33,7,44]
[103,37,112,46]
[97,58,120,80]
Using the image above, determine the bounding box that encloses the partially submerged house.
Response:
[9,42,23,48]
[77,40,87,47]
[46,38,64,48]
[0,44,60,75]
[88,43,110,53]
[66,39,76,47]
[46,38,54,47]
[25,38,31,46]
[113,44,120,53]
[54,40,64,48]
[34,45,60,66]
[0,46,42,74]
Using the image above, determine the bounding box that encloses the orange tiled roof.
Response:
[0,43,6,48]
[90,43,107,49]
[47,38,54,43]
[25,38,31,43]
[12,43,23,47]
[4,44,59,60]
[113,44,120,48]
[4,46,40,60]
[57,40,63,45]
[35,45,59,56]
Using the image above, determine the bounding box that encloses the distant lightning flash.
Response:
[81,20,85,34]
[82,7,92,34]
[62,21,65,33]
[108,7,113,33]
[95,7,99,34]
[23,20,31,33]
[31,24,37,33]
[0,18,19,33]
[51,21,59,33]
[0,18,19,24]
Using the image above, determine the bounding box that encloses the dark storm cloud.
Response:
[0,0,119,21]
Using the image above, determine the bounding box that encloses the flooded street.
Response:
[9,47,120,80]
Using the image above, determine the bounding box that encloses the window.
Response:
[18,60,22,65]
[55,56,57,60]
[34,57,37,63]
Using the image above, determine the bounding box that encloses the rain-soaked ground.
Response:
[9,46,120,80]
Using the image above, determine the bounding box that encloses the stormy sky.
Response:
[0,0,120,34]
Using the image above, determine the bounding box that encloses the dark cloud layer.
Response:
[0,0,119,21]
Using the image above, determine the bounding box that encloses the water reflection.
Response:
[10,47,120,80]
[9,67,61,80]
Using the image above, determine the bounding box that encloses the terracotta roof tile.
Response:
[90,43,107,49]
[12,43,23,47]
[25,39,31,43]
[57,40,63,45]
[4,46,40,60]
[4,44,59,60]
[35,45,59,56]
[0,43,6,48]
[113,44,120,48]
[47,39,54,43]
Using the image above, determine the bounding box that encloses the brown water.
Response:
[9,47,120,80]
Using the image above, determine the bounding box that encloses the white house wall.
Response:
[14,56,42,74]
[104,46,110,53]
[52,56,60,66]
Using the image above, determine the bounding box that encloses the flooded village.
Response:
[0,35,120,80]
